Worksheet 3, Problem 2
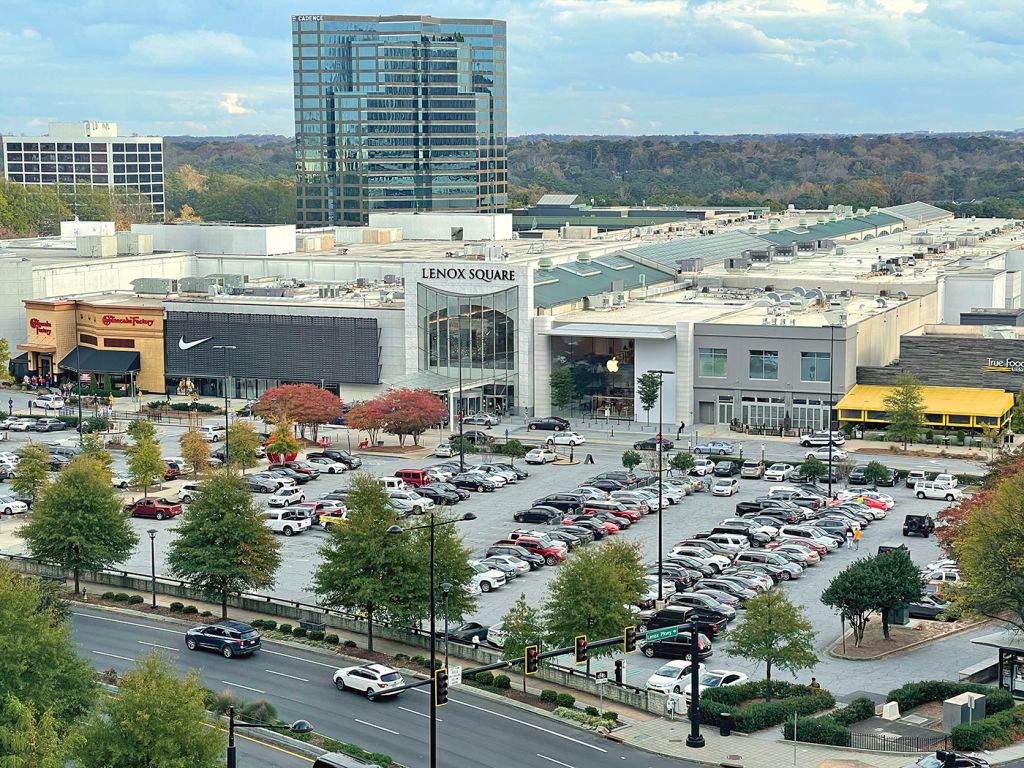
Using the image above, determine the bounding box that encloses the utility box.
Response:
[76,235,117,258]
[890,605,911,626]
[943,692,986,733]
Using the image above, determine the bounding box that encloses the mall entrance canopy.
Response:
[386,370,514,424]
[836,384,1013,432]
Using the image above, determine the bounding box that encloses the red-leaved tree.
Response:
[345,399,388,445]
[376,389,448,447]
[253,384,343,441]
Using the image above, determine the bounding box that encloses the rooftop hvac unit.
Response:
[614,292,627,305]
[356,278,368,288]
[383,274,397,284]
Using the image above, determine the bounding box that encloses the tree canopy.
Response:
[254,384,342,441]
[726,590,817,690]
[883,372,925,448]
[636,372,661,424]
[10,443,51,501]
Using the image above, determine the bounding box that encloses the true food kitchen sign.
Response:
[982,357,1024,373]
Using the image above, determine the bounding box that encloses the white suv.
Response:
[388,489,434,513]
[914,482,962,502]
[196,424,226,442]
[468,561,507,592]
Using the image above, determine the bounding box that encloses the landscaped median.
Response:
[697,680,835,733]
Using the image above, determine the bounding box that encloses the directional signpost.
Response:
[595,670,608,712]
[449,665,463,686]
[646,626,679,642]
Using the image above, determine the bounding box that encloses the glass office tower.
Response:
[292,14,507,226]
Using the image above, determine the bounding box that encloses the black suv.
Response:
[532,494,584,514]
[903,514,935,538]
[485,543,545,569]
[185,620,261,658]
[849,465,898,487]
[527,416,570,431]
[307,449,362,470]
[513,506,561,524]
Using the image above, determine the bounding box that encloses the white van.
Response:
[197,424,226,442]
[706,533,749,552]
[914,482,962,502]
[377,476,408,491]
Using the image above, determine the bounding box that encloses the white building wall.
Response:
[195,255,405,285]
[633,339,677,428]
[532,316,554,419]
[939,273,1005,323]
[132,224,296,256]
[369,212,512,241]
[60,221,115,238]
[675,321,695,428]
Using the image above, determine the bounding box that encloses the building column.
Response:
[532,316,553,419]
[675,321,694,427]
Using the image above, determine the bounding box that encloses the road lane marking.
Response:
[537,755,575,768]
[398,705,441,721]
[138,641,179,652]
[221,681,265,694]
[74,612,180,634]
[93,650,133,661]
[260,648,340,669]
[448,696,608,752]
[354,718,399,735]
[266,669,310,682]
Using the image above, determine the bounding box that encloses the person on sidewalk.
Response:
[845,530,854,550]
[853,528,862,550]
[676,421,686,440]
[809,677,821,689]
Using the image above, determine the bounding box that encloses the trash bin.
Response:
[720,712,734,736]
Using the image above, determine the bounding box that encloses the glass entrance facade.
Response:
[549,336,636,419]
[417,284,516,379]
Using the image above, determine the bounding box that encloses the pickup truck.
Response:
[125,497,183,520]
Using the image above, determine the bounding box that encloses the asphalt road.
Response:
[72,606,701,768]
[224,730,313,768]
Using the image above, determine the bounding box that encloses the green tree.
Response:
[500,438,527,464]
[636,372,661,425]
[549,368,574,412]
[873,550,925,639]
[500,593,545,692]
[411,515,477,624]
[166,472,281,618]
[266,419,299,459]
[127,418,156,442]
[448,435,477,456]
[80,432,113,473]
[312,473,421,651]
[954,470,1024,631]
[863,460,891,488]
[726,590,817,693]
[821,557,878,647]
[0,338,12,383]
[799,455,828,483]
[179,430,211,478]
[1012,384,1024,434]
[544,540,645,658]
[621,449,642,473]
[669,451,695,475]
[0,565,97,724]
[76,652,222,768]
[9,443,51,501]
[0,694,73,768]
[883,371,925,448]
[226,420,261,474]
[20,457,137,594]
[126,436,164,497]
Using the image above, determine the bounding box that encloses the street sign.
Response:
[595,671,608,685]
[449,665,462,686]
[646,626,679,642]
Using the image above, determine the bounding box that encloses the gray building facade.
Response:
[292,14,507,226]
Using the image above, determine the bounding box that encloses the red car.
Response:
[270,461,321,478]
[582,503,641,523]
[493,536,566,566]
[125,497,183,520]
[163,463,182,481]
[564,515,620,534]
[767,538,827,557]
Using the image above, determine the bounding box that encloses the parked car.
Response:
[804,447,849,461]
[645,660,706,694]
[306,449,362,469]
[268,487,305,507]
[333,663,405,697]
[934,473,958,488]
[306,456,347,474]
[525,447,558,464]
[908,594,953,620]
[245,475,281,493]
[526,416,570,432]
[493,536,565,565]
[901,752,988,768]
[513,506,562,524]
[185,620,262,658]
[469,561,507,592]
[638,632,713,661]
[125,497,182,520]
[740,461,765,479]
[914,482,962,502]
[450,472,497,492]
[425,481,470,501]
[763,463,796,482]
[711,477,740,496]
[485,544,545,570]
[903,513,936,537]
[483,554,532,577]
[713,461,739,477]
[633,437,674,451]
[905,469,928,488]
[434,442,454,458]
[31,418,66,432]
[692,440,734,455]
[0,496,28,515]
[8,419,35,432]
[679,669,749,706]
[450,430,494,445]
[463,412,500,426]
[262,509,311,536]
[439,622,491,644]
[32,395,65,410]
[850,464,898,486]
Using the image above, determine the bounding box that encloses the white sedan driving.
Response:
[333,663,405,697]
[547,431,586,446]
[32,395,65,410]
[804,447,849,461]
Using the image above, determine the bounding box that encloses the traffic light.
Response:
[525,644,540,675]
[573,635,588,664]
[624,625,637,653]
[434,667,449,707]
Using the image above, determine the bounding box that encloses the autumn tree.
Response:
[253,383,342,440]
[20,457,137,593]
[166,472,280,618]
[0,338,12,383]
[180,431,211,478]
[345,400,387,445]
[126,434,164,497]
[226,420,261,473]
[726,590,817,691]
[265,419,299,462]
[377,389,448,446]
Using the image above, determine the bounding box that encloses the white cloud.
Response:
[545,0,687,20]
[218,93,254,115]
[128,30,256,66]
[626,50,683,64]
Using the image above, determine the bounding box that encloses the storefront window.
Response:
[698,348,727,378]
[748,350,779,380]
[800,352,831,383]
[417,285,517,380]
[549,335,635,419]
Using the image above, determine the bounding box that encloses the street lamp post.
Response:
[441,582,453,670]
[226,706,312,768]
[147,528,157,609]
[827,323,835,496]
[213,345,237,469]
[647,369,674,605]
[388,512,476,768]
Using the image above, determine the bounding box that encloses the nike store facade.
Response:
[163,299,398,400]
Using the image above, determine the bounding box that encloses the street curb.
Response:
[826,617,992,661]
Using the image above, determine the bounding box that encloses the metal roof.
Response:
[761,213,903,245]
[837,384,1013,418]
[536,194,580,207]
[533,256,675,308]
[625,231,770,267]
[881,202,952,224]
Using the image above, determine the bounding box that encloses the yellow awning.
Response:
[836,384,1014,418]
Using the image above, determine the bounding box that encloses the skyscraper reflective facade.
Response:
[292,14,507,226]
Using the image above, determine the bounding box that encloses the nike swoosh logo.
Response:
[178,336,212,351]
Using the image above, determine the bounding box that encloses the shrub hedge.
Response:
[127,595,145,605]
[540,689,558,704]
[278,623,292,634]
[473,671,494,686]
[182,605,199,615]
[699,681,835,733]
[555,693,576,709]
[324,634,340,645]
[887,681,1013,715]
[493,675,511,690]
[952,706,1024,751]
[782,698,877,746]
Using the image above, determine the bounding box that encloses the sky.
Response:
[2,0,1023,137]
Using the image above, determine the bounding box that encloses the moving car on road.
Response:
[547,431,585,446]
[333,664,405,697]
[525,447,558,464]
[185,620,261,658]
[526,416,570,432]
[32,394,64,410]
[804,447,849,461]
[691,440,734,455]
[633,436,674,451]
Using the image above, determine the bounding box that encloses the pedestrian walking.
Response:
[676,421,686,440]
[853,528,862,550]
[845,530,854,550]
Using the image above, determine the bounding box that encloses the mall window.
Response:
[800,352,831,383]
[79,334,98,346]
[698,348,727,378]
[748,350,779,380]
[103,338,135,348]
[417,284,517,378]
[549,335,635,420]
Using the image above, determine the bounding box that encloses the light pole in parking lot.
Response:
[226,706,312,768]
[147,528,157,609]
[647,369,674,605]
[388,511,476,768]
[213,345,236,470]
[824,311,843,497]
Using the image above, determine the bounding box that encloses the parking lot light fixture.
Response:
[147,528,157,608]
